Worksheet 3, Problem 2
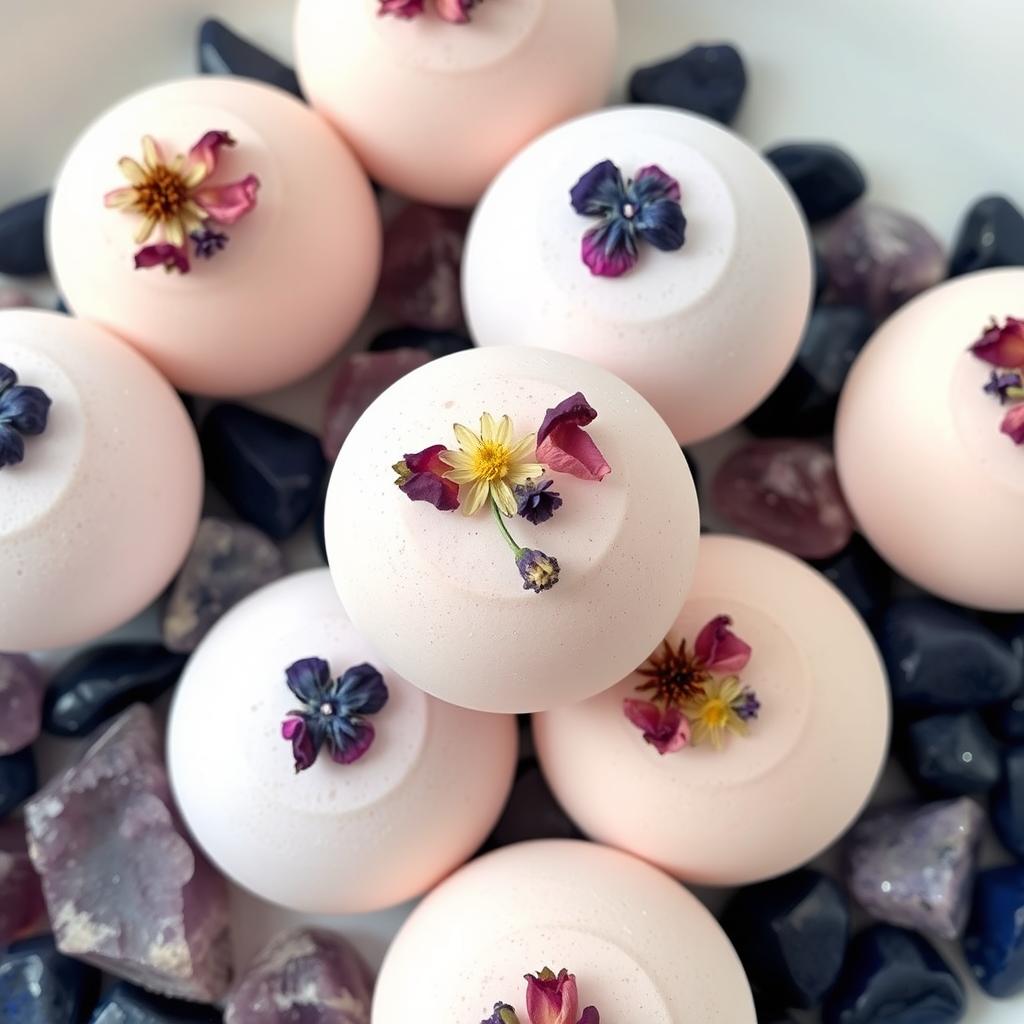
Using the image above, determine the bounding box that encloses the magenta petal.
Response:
[435,0,472,21]
[282,716,317,772]
[134,243,190,274]
[332,722,375,765]
[581,223,638,278]
[399,443,460,511]
[525,969,578,1024]
[536,392,611,482]
[1001,404,1024,444]
[577,1009,600,1024]
[194,174,260,225]
[623,699,689,755]
[188,130,235,176]
[694,614,752,672]
[378,0,425,15]
[633,164,682,203]
[970,317,1024,368]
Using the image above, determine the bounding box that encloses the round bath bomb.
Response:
[325,346,699,714]
[0,310,201,651]
[373,839,756,1024]
[464,106,813,444]
[836,268,1024,611]
[168,569,517,914]
[533,535,891,886]
[48,77,380,396]
[294,0,617,206]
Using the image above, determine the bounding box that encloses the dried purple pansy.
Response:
[282,657,388,773]
[515,478,562,525]
[984,370,1024,404]
[570,160,686,278]
[0,363,52,470]
[394,443,460,511]
[536,393,611,482]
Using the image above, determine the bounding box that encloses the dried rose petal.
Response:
[525,969,579,1024]
[971,317,1024,369]
[1001,404,1024,445]
[536,393,611,482]
[622,699,690,755]
[134,243,190,274]
[694,615,751,673]
[396,443,460,511]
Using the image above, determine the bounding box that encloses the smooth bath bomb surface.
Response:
[373,839,756,1024]
[294,0,617,206]
[168,569,517,915]
[835,268,1024,611]
[48,77,380,396]
[533,535,891,886]
[463,106,813,444]
[324,346,699,714]
[0,310,201,651]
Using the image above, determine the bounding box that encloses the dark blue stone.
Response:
[483,761,582,851]
[0,935,101,1024]
[42,643,187,738]
[55,297,70,315]
[314,480,328,565]
[823,924,965,1024]
[0,748,37,819]
[808,536,893,627]
[877,599,1023,709]
[991,744,1024,859]
[949,195,1024,278]
[987,695,1024,743]
[0,193,49,277]
[91,982,222,1024]
[745,305,875,437]
[766,143,867,224]
[198,18,302,99]
[721,868,849,1009]
[963,865,1024,998]
[368,327,474,360]
[201,404,327,541]
[905,711,1002,796]
[814,246,830,303]
[629,44,747,125]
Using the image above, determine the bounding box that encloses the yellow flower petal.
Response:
[438,449,473,470]
[507,432,538,461]
[165,218,185,248]
[142,135,163,171]
[443,466,480,485]
[452,423,482,454]
[104,187,139,209]
[118,157,147,186]
[491,480,517,517]
[494,415,513,448]
[134,214,158,244]
[460,478,489,516]
[183,200,208,221]
[479,412,498,444]
[183,161,209,189]
[506,462,545,487]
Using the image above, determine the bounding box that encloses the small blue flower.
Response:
[482,1004,520,1024]
[282,657,389,772]
[191,227,229,260]
[0,363,52,470]
[983,369,1024,405]
[735,689,761,722]
[516,548,560,593]
[570,160,687,278]
[514,478,563,525]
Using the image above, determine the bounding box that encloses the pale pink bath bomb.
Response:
[373,839,756,1024]
[464,106,813,443]
[534,535,891,886]
[294,0,617,206]
[48,77,380,396]
[0,310,201,650]
[168,569,518,914]
[835,267,1024,611]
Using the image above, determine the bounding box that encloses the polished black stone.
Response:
[745,304,875,437]
[0,935,101,1024]
[314,480,328,565]
[992,744,1024,860]
[42,643,188,738]
[0,748,37,819]
[201,404,327,541]
[198,18,302,98]
[629,43,747,124]
[808,535,893,626]
[91,982,223,1024]
[0,193,49,277]
[905,711,1002,796]
[368,327,474,360]
[963,865,1024,999]
[814,246,829,303]
[949,194,1024,277]
[722,869,849,1009]
[483,761,581,851]
[823,924,965,1024]
[877,599,1023,709]
[987,694,1024,743]
[766,143,867,224]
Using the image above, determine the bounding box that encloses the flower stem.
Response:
[490,497,524,558]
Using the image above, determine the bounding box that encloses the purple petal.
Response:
[536,393,611,482]
[335,663,389,715]
[194,174,260,225]
[636,199,687,252]
[577,1009,600,1024]
[632,164,682,204]
[331,721,375,765]
[0,426,25,469]
[134,243,190,274]
[0,365,17,393]
[570,160,625,216]
[282,716,318,772]
[398,443,460,511]
[378,0,425,16]
[188,131,235,176]
[970,317,1024,368]
[1001,404,1024,444]
[285,657,332,703]
[693,615,751,673]
[623,699,689,755]
[581,221,639,278]
[0,385,51,435]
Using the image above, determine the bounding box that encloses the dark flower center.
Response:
[137,166,189,219]
[636,640,709,705]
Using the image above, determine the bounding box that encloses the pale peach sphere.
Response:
[168,569,518,914]
[533,535,891,886]
[294,0,617,206]
[836,267,1024,611]
[464,105,813,444]
[48,77,380,396]
[0,310,201,650]
[373,840,756,1024]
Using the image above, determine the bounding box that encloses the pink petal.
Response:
[189,130,235,176]
[134,243,190,274]
[281,717,302,740]
[693,615,752,672]
[525,970,578,1024]
[1001,404,1024,444]
[536,393,611,482]
[436,0,471,21]
[970,317,1024,368]
[581,224,638,278]
[633,164,682,203]
[623,699,689,755]
[194,174,260,225]
[378,0,425,15]
[331,722,376,765]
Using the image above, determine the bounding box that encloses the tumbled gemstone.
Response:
[808,535,893,627]
[0,193,49,277]
[765,143,867,224]
[92,982,223,1024]
[483,761,582,850]
[963,865,1024,998]
[711,439,855,559]
[24,705,232,1001]
[0,654,45,755]
[378,205,470,331]
[198,18,301,98]
[0,935,102,1024]
[905,711,1002,795]
[991,745,1024,860]
[322,348,431,461]
[225,928,374,1024]
[629,43,747,124]
[821,203,946,321]
[845,799,983,941]
[0,747,37,818]
[949,194,1024,277]
[0,821,46,948]
[162,517,285,654]
[368,326,474,360]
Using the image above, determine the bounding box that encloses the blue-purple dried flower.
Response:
[984,369,1024,405]
[735,688,761,722]
[515,478,563,525]
[0,363,52,470]
[482,1004,520,1024]
[192,227,229,260]
[516,548,560,594]
[282,657,389,773]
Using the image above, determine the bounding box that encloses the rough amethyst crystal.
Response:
[225,928,374,1024]
[23,705,232,1001]
[0,654,45,755]
[845,798,984,941]
[0,821,45,948]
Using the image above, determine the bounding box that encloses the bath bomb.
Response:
[48,77,380,396]
[324,346,699,714]
[464,106,813,443]
[373,839,756,1024]
[0,310,201,651]
[534,535,891,886]
[294,0,617,206]
[836,268,1024,611]
[168,569,517,914]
